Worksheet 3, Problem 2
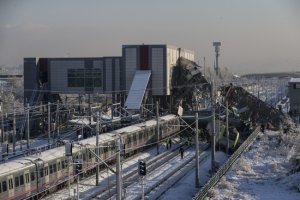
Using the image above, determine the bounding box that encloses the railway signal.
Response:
[75,160,83,175]
[138,160,147,176]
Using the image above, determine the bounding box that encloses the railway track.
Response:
[92,143,209,200]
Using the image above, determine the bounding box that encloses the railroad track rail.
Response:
[94,144,209,200]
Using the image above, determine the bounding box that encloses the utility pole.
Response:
[116,137,122,200]
[211,82,216,172]
[204,56,206,77]
[96,112,100,185]
[56,100,60,139]
[1,102,4,143]
[156,101,160,155]
[195,112,200,188]
[226,101,229,154]
[26,103,30,149]
[88,93,91,125]
[13,103,16,155]
[48,102,51,147]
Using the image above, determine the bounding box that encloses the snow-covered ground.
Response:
[207,128,300,200]
[43,140,229,200]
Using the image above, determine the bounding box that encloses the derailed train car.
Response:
[0,115,180,200]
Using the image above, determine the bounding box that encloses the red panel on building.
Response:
[140,46,149,70]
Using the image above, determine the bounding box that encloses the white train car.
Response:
[0,115,180,200]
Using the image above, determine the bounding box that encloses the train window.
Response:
[62,161,65,169]
[31,172,35,181]
[89,151,92,159]
[104,143,108,153]
[139,132,143,142]
[65,160,68,168]
[25,173,30,183]
[14,176,19,187]
[20,175,24,185]
[8,179,13,190]
[58,162,61,171]
[40,169,44,178]
[133,133,137,146]
[53,164,57,172]
[127,136,131,146]
[45,167,49,176]
[2,181,7,192]
[49,165,53,174]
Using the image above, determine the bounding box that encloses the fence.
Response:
[192,126,261,200]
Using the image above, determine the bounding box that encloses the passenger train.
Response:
[0,115,180,200]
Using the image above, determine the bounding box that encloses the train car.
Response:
[0,114,180,200]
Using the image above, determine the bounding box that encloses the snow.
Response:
[43,138,229,200]
[208,129,300,200]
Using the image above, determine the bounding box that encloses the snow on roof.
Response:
[289,78,300,83]
[0,158,34,176]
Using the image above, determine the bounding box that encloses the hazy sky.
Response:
[0,0,300,74]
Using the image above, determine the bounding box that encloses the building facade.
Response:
[24,44,195,105]
[288,78,300,115]
[122,44,194,96]
[24,57,121,104]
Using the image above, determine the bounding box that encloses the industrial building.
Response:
[24,44,195,111]
[24,57,121,105]
[288,78,300,115]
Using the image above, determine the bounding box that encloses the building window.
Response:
[67,68,102,88]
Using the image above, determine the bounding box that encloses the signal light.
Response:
[138,160,146,176]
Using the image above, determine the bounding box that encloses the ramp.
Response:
[125,70,151,110]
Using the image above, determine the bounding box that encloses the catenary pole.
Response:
[13,103,16,155]
[96,112,100,185]
[156,101,160,155]
[26,103,30,149]
[48,102,51,147]
[195,112,200,187]
[211,81,216,172]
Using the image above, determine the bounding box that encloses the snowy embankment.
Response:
[207,128,300,200]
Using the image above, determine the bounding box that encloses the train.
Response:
[0,114,180,200]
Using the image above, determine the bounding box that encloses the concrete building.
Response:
[24,57,121,104]
[288,78,300,115]
[24,44,195,108]
[122,44,194,96]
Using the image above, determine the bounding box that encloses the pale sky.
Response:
[0,0,300,74]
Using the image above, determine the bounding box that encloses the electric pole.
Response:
[48,102,51,147]
[195,112,200,188]
[1,102,4,143]
[211,82,216,172]
[56,100,60,139]
[226,101,229,154]
[26,103,30,149]
[13,103,16,155]
[156,101,160,155]
[96,112,100,185]
[116,137,122,200]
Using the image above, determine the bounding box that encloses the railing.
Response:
[192,126,261,200]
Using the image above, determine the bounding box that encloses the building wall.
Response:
[123,44,194,96]
[151,47,165,95]
[289,82,300,114]
[47,57,121,94]
[124,48,137,93]
[49,59,86,93]
[23,58,38,103]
